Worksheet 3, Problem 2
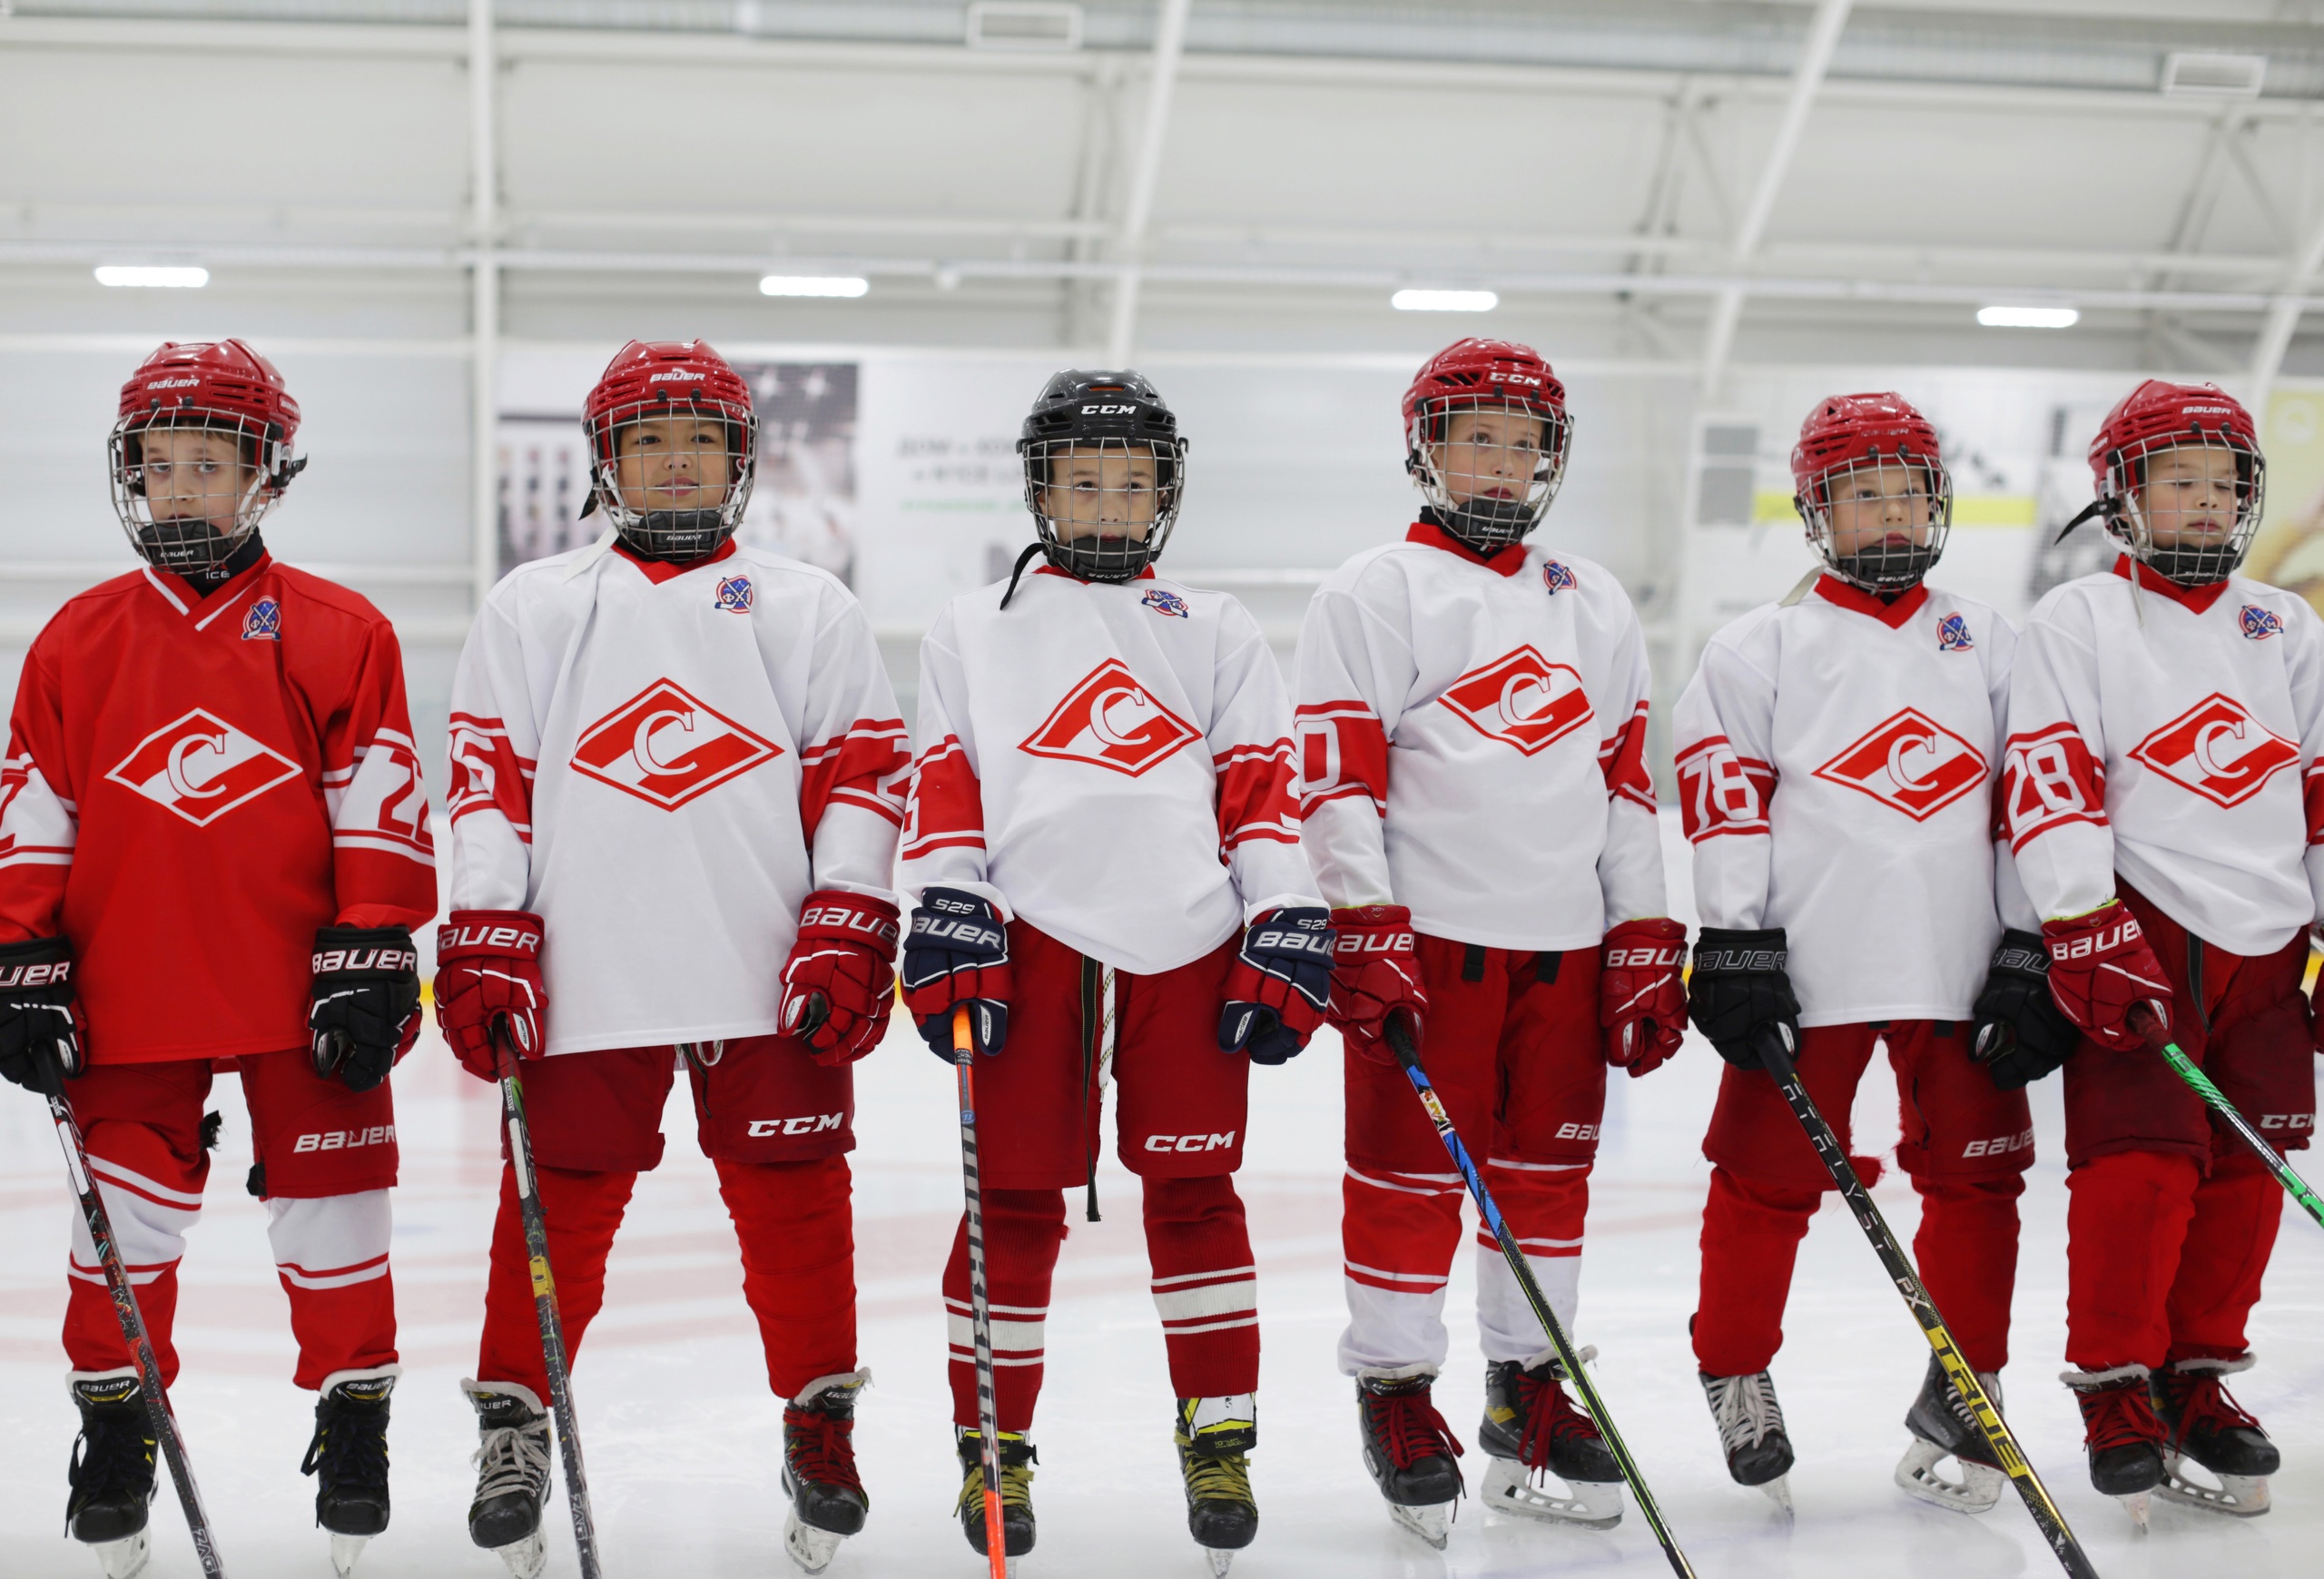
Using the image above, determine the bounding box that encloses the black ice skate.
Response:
[1174,1395,1258,1575]
[2063,1365,2164,1528]
[954,1426,1037,1568]
[66,1375,158,1579]
[782,1370,871,1574]
[1478,1347,1622,1528]
[302,1367,398,1574]
[2153,1355,2278,1518]
[1699,1369,1793,1511]
[1355,1369,1465,1549]
[1894,1354,2004,1515]
[464,1378,553,1579]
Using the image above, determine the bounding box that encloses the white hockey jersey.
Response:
[901,567,1317,976]
[2004,556,2324,957]
[445,538,908,1055]
[1293,522,1664,950]
[1675,574,2027,1026]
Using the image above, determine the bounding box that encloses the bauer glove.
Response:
[2040,901,2171,1054]
[1687,926,1800,1071]
[1600,917,1688,1077]
[434,910,547,1081]
[0,936,84,1094]
[308,925,421,1093]
[1970,929,2081,1090]
[779,890,901,1066]
[1326,904,1427,1067]
[1220,907,1336,1065]
[901,886,1011,1061]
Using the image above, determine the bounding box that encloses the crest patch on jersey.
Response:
[1936,612,1973,651]
[1811,708,1988,822]
[1438,646,1594,756]
[714,574,753,614]
[1541,560,1577,596]
[104,708,303,827]
[2129,692,2297,808]
[1020,660,1200,776]
[570,679,783,811]
[241,597,281,641]
[2240,604,2284,641]
[1141,587,1190,619]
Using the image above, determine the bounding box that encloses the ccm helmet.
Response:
[1017,369,1187,583]
[581,340,759,561]
[1791,392,1953,592]
[109,340,306,573]
[1403,338,1572,552]
[2081,380,2264,587]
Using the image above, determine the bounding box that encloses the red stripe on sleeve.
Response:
[799,716,911,837]
[2002,723,2109,852]
[448,712,537,842]
[1673,734,1777,842]
[1597,699,1658,813]
[903,735,985,859]
[1294,699,1389,817]
[1216,739,1302,850]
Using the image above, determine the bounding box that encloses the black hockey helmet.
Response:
[1015,369,1189,587]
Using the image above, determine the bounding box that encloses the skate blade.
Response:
[1206,1549,1235,1577]
[1758,1475,1793,1515]
[1386,1499,1454,1550]
[330,1532,371,1575]
[2158,1455,2270,1518]
[1893,1439,2004,1515]
[493,1532,547,1579]
[1480,1456,1623,1529]
[88,1532,150,1579]
[2117,1491,2151,1532]
[783,1508,848,1574]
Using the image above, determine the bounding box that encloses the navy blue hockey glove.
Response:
[902,887,1012,1061]
[0,936,84,1095]
[1687,926,1801,1071]
[1971,929,2081,1090]
[309,925,421,1093]
[1220,907,1336,1065]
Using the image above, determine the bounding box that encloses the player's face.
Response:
[138,426,254,532]
[1042,444,1160,542]
[1823,461,1935,558]
[1433,406,1548,507]
[614,415,734,514]
[2136,443,2242,548]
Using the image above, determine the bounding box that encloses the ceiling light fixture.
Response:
[95,265,209,289]
[760,274,869,298]
[1393,288,1498,312]
[1976,304,2078,329]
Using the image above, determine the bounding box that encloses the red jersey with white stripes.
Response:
[902,567,1317,976]
[445,537,906,1054]
[1293,523,1663,949]
[0,556,436,1062]
[2004,556,2324,955]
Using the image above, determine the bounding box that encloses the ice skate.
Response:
[954,1426,1037,1566]
[1477,1347,1622,1529]
[782,1370,871,1574]
[65,1376,158,1579]
[1355,1369,1464,1549]
[464,1379,552,1579]
[1175,1396,1258,1574]
[1893,1354,2005,1515]
[302,1367,397,1574]
[2153,1356,2277,1517]
[1700,1370,1792,1511]
[2064,1366,2162,1530]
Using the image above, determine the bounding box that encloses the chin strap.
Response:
[998,541,1047,610]
[2053,498,2109,546]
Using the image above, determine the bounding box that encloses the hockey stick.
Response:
[494,1028,605,1579]
[2129,1007,2324,1231]
[1382,1015,1697,1578]
[44,1060,230,1579]
[953,1005,1010,1579]
[1751,1025,2099,1579]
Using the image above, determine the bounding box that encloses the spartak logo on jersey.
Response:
[2241,604,2284,641]
[1019,660,1199,776]
[570,680,783,810]
[105,708,303,827]
[1811,708,1988,821]
[2129,693,2298,808]
[1438,646,1592,755]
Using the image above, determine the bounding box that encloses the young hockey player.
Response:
[1294,338,1687,1543]
[435,340,908,1577]
[0,340,435,1576]
[1674,392,2064,1514]
[899,370,1330,1574]
[2002,380,2313,1521]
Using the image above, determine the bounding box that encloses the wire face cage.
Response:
[110,407,294,574]
[2101,430,2266,588]
[1021,431,1187,582]
[1797,449,1955,592]
[1406,391,1571,552]
[586,393,760,562]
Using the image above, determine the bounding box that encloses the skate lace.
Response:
[1182,1450,1253,1507]
[67,1416,155,1505]
[1514,1369,1600,1472]
[2074,1382,2162,1456]
[301,1400,389,1495]
[783,1406,863,1495]
[472,1416,551,1503]
[956,1453,1036,1515]
[1364,1387,1466,1473]
[1709,1373,1785,1456]
[2160,1372,2261,1448]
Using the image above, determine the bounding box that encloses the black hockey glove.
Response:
[1220,907,1336,1065]
[0,936,84,1095]
[1687,927,1801,1071]
[901,887,1012,1062]
[1970,929,2080,1090]
[308,926,421,1094]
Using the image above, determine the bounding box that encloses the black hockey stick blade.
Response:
[2130,1008,2324,1231]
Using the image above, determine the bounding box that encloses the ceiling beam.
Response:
[1106,0,1193,365]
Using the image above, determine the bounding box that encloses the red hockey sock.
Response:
[1142,1173,1258,1398]
[2065,1149,2200,1371]
[1910,1172,2023,1375]
[1473,1160,1590,1357]
[477,1163,636,1401]
[946,1187,1068,1432]
[65,1267,183,1387]
[716,1154,857,1399]
[64,1111,209,1387]
[2165,1150,2283,1364]
[1692,1165,1819,1377]
[268,1191,399,1388]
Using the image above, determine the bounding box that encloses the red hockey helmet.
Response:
[581,339,760,561]
[109,340,306,574]
[1790,391,1952,591]
[2083,380,2263,587]
[1402,338,1573,551]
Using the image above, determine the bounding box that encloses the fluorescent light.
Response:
[1393,289,1498,313]
[94,265,209,290]
[760,274,869,298]
[1977,304,2078,330]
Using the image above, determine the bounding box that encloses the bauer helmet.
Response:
[110,340,306,574]
[1791,392,1952,592]
[581,339,759,561]
[1017,369,1187,583]
[1403,338,1572,553]
[2078,380,2263,588]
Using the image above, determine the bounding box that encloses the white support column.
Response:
[468,0,500,612]
[2248,213,2324,411]
[1106,0,1193,367]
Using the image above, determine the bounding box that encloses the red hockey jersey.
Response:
[0,558,437,1063]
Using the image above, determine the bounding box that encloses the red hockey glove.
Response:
[1221,907,1337,1065]
[1600,917,1688,1078]
[0,937,85,1094]
[308,925,422,1093]
[2041,901,2170,1053]
[1327,904,1427,1067]
[779,890,902,1067]
[901,887,1012,1061]
[434,910,547,1082]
